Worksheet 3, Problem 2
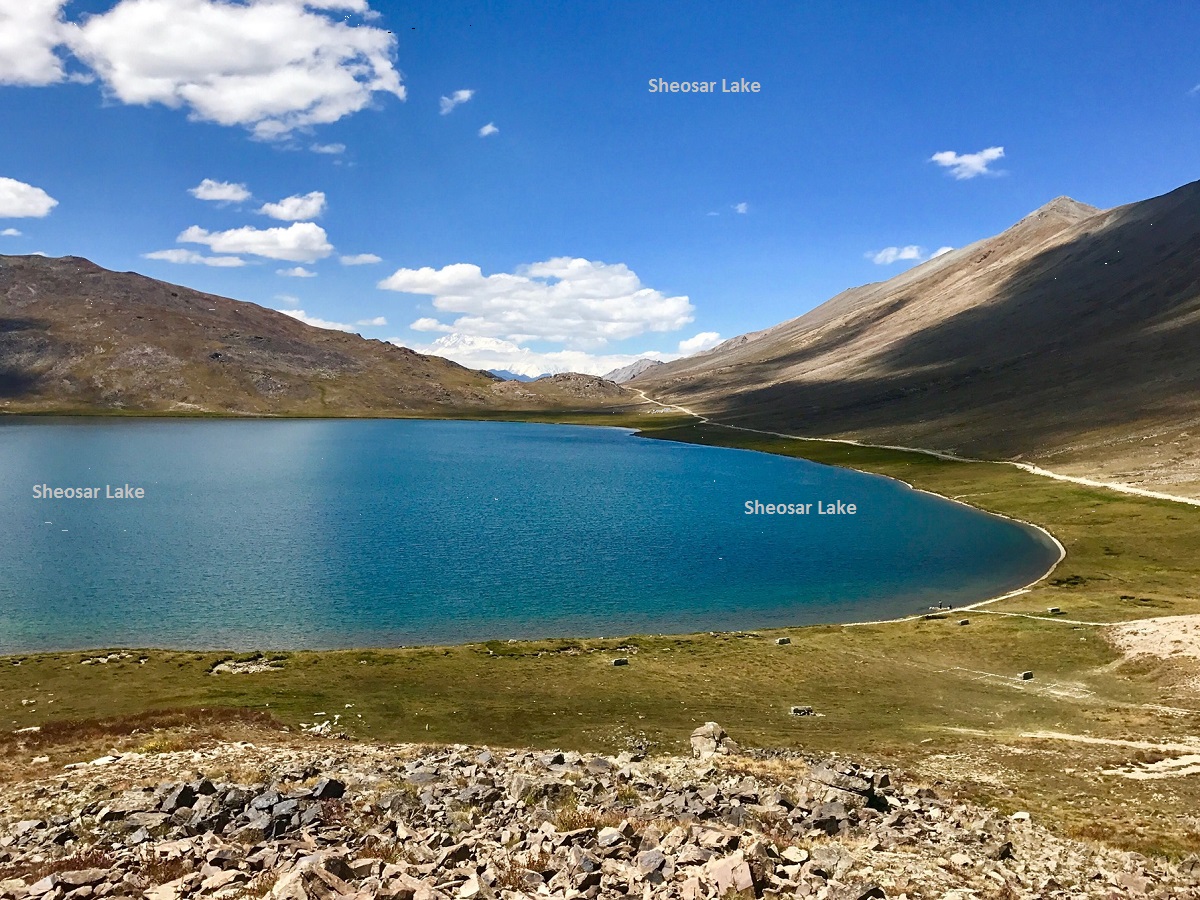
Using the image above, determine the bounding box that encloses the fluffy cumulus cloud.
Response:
[379,257,694,347]
[867,244,956,266]
[276,265,316,277]
[259,191,326,221]
[340,252,381,265]
[178,222,332,262]
[9,0,404,139]
[930,146,1005,180]
[189,178,251,203]
[278,307,385,332]
[310,142,345,154]
[678,331,721,354]
[277,308,355,331]
[0,177,59,218]
[0,0,68,85]
[143,248,245,267]
[732,202,748,214]
[393,333,681,379]
[867,245,923,265]
[1,228,22,237]
[478,122,498,137]
[439,88,473,115]
[410,317,453,333]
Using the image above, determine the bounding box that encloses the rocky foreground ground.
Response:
[1,723,1196,900]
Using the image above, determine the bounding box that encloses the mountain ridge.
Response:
[601,358,665,383]
[638,179,1200,497]
[0,254,631,416]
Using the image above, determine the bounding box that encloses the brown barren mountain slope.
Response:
[0,254,630,416]
[638,179,1200,497]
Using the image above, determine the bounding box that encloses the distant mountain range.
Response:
[638,179,1200,498]
[602,359,665,383]
[488,369,538,382]
[0,255,630,416]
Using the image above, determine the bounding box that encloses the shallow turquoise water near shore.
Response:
[0,418,1060,651]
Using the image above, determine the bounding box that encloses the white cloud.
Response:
[678,331,721,354]
[394,333,679,378]
[866,244,957,266]
[0,0,67,86]
[259,191,326,221]
[277,265,317,277]
[867,245,924,265]
[478,122,498,137]
[274,293,301,306]
[189,178,251,203]
[1,228,22,237]
[410,317,454,333]
[439,88,473,115]
[1190,84,1200,97]
[357,316,386,326]
[143,248,245,267]
[379,257,694,347]
[178,222,332,262]
[310,142,346,154]
[340,252,382,265]
[732,202,748,214]
[60,0,405,139]
[278,308,355,331]
[930,146,1005,180]
[0,177,58,218]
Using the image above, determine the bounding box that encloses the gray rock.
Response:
[311,778,345,801]
[690,722,738,759]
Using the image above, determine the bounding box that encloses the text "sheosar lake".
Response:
[745,499,857,515]
[649,78,761,94]
[33,483,145,499]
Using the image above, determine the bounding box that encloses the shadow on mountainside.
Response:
[0,317,56,399]
[699,183,1200,458]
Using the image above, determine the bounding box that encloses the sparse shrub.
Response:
[139,854,192,886]
[551,804,623,832]
[0,848,115,882]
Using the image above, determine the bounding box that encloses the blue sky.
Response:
[2,1,1199,376]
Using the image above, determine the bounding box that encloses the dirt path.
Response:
[630,390,1200,508]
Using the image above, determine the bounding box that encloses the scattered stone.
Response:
[210,657,284,675]
[690,721,739,759]
[775,637,791,645]
[0,724,1188,900]
[311,778,345,801]
[790,706,814,716]
[611,658,629,667]
[1020,671,1034,680]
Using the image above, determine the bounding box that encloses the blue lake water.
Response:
[0,418,1060,652]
